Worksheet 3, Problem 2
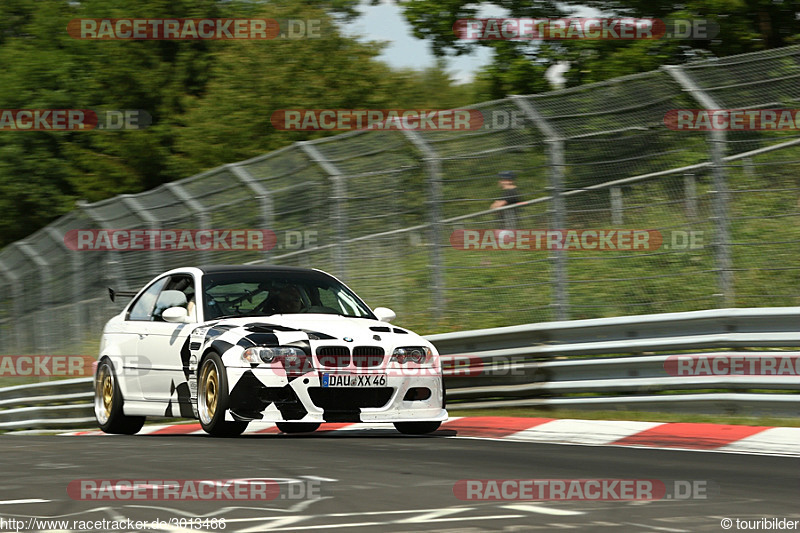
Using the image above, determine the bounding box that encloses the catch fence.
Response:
[0,46,799,355]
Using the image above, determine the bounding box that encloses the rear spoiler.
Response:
[108,288,138,302]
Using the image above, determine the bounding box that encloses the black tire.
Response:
[276,422,321,434]
[94,358,146,435]
[394,421,441,435]
[198,352,248,437]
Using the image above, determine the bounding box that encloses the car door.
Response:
[136,273,198,403]
[123,276,170,400]
[103,319,148,402]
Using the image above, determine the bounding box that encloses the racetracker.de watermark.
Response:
[271,109,482,131]
[665,109,800,131]
[0,355,95,377]
[454,18,718,40]
[450,229,704,251]
[441,355,528,377]
[69,480,275,501]
[63,229,320,252]
[65,229,272,251]
[0,356,152,378]
[68,18,321,40]
[0,109,149,131]
[454,479,715,500]
[68,479,322,501]
[665,354,800,376]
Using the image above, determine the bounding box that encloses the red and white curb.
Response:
[61,416,800,456]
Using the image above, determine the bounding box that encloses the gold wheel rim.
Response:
[102,371,113,417]
[203,364,219,419]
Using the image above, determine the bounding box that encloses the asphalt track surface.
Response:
[0,430,797,532]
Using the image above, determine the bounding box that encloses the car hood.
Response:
[203,314,429,347]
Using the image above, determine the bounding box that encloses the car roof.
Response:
[196,265,326,275]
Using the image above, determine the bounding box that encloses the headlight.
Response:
[391,346,432,364]
[242,346,306,364]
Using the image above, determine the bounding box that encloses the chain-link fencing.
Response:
[1,45,799,357]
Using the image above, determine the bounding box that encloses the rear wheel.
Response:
[394,421,441,435]
[198,352,248,437]
[94,359,145,435]
[275,422,321,434]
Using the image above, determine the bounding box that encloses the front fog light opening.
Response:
[403,387,432,401]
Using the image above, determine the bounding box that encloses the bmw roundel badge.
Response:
[344,337,354,342]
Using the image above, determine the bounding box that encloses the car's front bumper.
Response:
[224,367,447,423]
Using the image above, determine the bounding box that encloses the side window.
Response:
[127,277,169,321]
[153,275,197,322]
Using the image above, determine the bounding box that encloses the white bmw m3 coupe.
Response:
[94,265,447,436]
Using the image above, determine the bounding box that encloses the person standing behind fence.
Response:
[490,171,522,228]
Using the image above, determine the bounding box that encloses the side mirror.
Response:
[373,307,396,323]
[163,306,192,323]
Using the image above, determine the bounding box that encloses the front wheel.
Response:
[198,352,248,437]
[394,421,441,435]
[276,422,321,434]
[94,358,145,435]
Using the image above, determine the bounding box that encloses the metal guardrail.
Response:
[0,378,93,430]
[430,307,800,355]
[0,307,798,431]
[432,307,800,417]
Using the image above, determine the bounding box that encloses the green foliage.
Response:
[0,0,480,248]
[0,0,223,242]
[394,0,800,91]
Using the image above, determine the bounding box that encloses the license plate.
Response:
[322,374,387,387]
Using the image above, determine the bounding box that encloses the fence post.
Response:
[15,242,50,355]
[684,173,698,219]
[298,142,348,280]
[0,260,24,354]
[165,182,212,265]
[227,164,274,263]
[742,157,755,179]
[665,66,733,307]
[403,130,445,320]
[44,227,83,338]
[610,187,623,225]
[77,201,127,298]
[120,196,162,275]
[513,95,569,321]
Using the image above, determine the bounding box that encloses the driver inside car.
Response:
[269,285,304,314]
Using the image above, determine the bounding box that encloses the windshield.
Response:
[201,271,375,320]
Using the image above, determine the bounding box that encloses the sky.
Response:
[345,2,571,86]
[345,2,497,84]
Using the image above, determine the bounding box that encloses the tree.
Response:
[169,5,483,176]
[0,0,224,244]
[389,0,800,91]
[0,0,479,247]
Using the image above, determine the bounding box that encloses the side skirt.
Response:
[124,400,197,419]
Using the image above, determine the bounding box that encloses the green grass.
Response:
[0,336,101,389]
[344,147,800,335]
